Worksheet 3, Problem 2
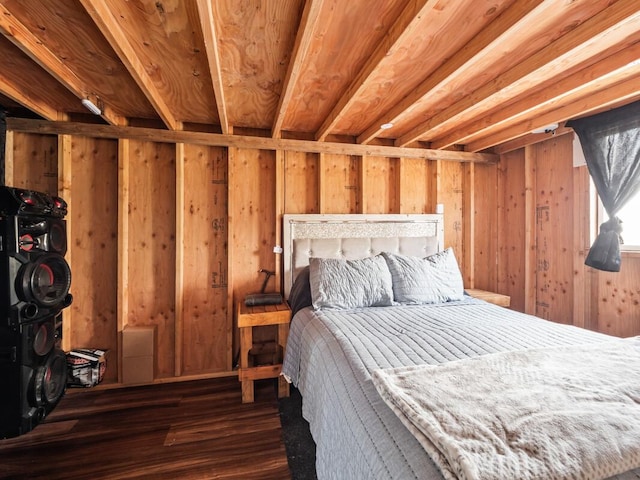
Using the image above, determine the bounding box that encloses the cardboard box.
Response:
[66,349,107,388]
[122,356,154,385]
[122,326,155,385]
[122,326,155,357]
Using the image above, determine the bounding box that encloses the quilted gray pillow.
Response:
[309,255,394,310]
[382,248,464,304]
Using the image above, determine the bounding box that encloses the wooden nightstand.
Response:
[237,301,291,403]
[465,289,511,307]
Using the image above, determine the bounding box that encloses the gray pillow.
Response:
[309,255,394,310]
[382,248,464,304]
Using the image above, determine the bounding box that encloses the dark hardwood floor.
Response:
[0,377,291,479]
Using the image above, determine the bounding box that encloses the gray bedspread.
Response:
[282,298,640,480]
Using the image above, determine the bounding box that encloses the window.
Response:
[616,190,640,250]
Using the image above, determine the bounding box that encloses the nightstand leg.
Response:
[277,323,290,398]
[240,326,254,403]
[278,376,290,398]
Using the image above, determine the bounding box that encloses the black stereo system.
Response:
[0,186,72,439]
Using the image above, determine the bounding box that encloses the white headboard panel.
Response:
[283,214,444,298]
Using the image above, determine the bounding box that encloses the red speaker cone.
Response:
[32,320,55,357]
[17,253,71,308]
[32,348,67,405]
[48,222,66,253]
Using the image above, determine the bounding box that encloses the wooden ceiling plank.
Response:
[469,75,640,153]
[272,0,325,138]
[195,0,229,135]
[396,0,640,147]
[6,117,498,163]
[79,0,181,130]
[0,3,122,125]
[0,72,60,121]
[356,0,547,145]
[431,40,640,149]
[314,0,439,142]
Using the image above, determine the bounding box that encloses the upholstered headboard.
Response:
[282,214,444,299]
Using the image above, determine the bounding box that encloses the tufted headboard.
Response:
[282,214,444,299]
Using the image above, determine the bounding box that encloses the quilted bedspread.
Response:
[282,298,640,480]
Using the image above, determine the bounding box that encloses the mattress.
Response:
[282,298,639,479]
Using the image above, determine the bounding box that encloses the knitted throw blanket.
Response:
[372,337,640,480]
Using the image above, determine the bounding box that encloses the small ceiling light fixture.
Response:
[531,123,559,134]
[380,122,394,130]
[81,98,102,116]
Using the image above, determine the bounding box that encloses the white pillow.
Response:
[382,248,464,304]
[309,255,394,310]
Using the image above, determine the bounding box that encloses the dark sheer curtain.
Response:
[567,100,640,272]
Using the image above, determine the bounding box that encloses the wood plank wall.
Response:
[181,144,229,375]
[497,149,527,312]
[65,135,118,374]
[5,128,638,386]
[495,132,640,338]
[5,130,474,385]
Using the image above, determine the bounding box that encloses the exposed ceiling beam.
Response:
[468,75,640,152]
[80,0,182,130]
[431,41,640,149]
[396,0,640,147]
[272,0,325,138]
[195,0,229,135]
[356,0,547,145]
[0,3,124,125]
[314,0,439,142]
[6,117,498,163]
[0,72,61,121]
[494,124,573,155]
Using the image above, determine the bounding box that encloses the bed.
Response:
[280,214,640,480]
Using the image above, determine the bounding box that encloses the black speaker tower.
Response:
[0,186,72,439]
